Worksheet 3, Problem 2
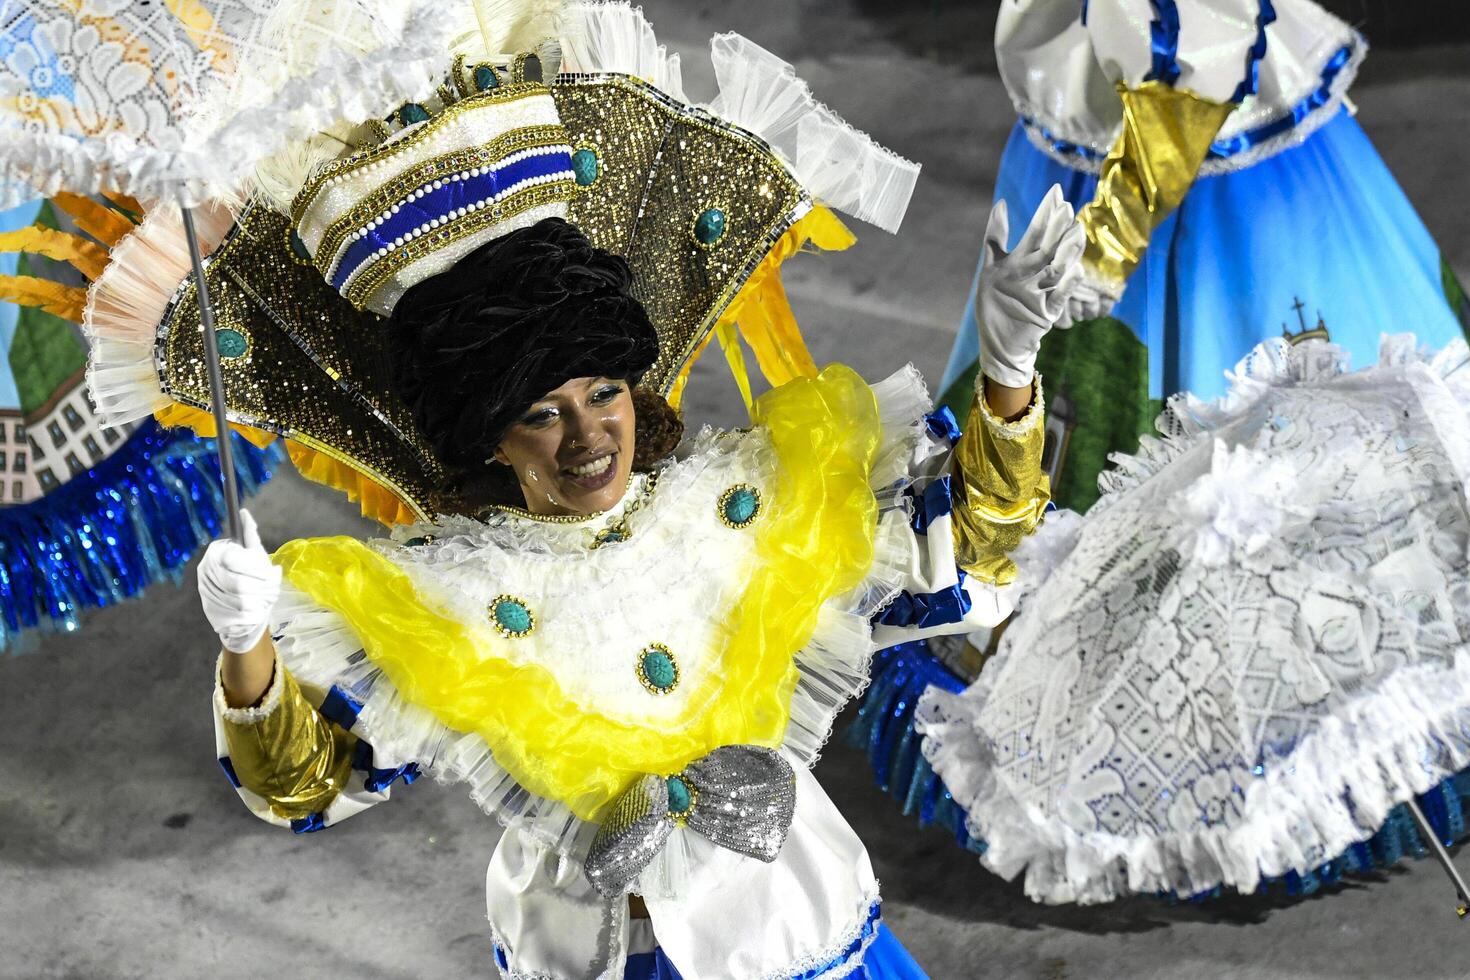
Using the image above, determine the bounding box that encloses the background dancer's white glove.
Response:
[197,509,280,654]
[975,184,1087,390]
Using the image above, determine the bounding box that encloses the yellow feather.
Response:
[50,192,136,249]
[0,226,111,282]
[0,275,88,321]
[152,402,279,449]
[102,192,146,219]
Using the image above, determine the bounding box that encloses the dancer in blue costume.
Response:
[0,197,278,650]
[941,0,1467,512]
[854,0,1470,902]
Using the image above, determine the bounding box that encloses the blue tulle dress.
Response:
[944,111,1466,408]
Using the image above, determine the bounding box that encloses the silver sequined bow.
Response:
[584,745,797,897]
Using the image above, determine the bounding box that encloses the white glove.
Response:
[197,509,281,654]
[1065,269,1123,324]
[975,184,1086,390]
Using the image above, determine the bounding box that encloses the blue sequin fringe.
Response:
[846,640,986,854]
[0,420,283,651]
[849,638,1470,897]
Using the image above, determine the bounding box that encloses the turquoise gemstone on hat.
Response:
[289,228,311,261]
[666,776,692,815]
[571,148,599,187]
[722,486,759,526]
[694,208,726,246]
[493,598,532,634]
[640,647,677,691]
[474,65,498,91]
[397,102,430,126]
[215,328,248,359]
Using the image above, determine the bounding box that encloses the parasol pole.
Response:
[178,196,244,543]
[1405,798,1470,919]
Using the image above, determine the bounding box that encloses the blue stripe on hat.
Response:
[332,149,573,291]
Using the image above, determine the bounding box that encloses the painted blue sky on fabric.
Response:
[0,198,44,412]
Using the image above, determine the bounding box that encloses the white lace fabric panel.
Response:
[0,0,455,207]
[920,336,1470,903]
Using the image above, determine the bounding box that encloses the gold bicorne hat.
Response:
[83,2,920,525]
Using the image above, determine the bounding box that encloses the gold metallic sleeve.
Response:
[1080,82,1236,287]
[951,381,1052,586]
[220,661,356,821]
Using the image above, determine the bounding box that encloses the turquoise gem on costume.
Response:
[719,484,762,528]
[666,775,693,815]
[215,328,249,360]
[397,102,431,126]
[637,644,679,693]
[693,208,727,246]
[474,65,499,91]
[289,228,311,261]
[490,595,534,637]
[571,148,600,187]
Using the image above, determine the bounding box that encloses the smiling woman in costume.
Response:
[94,4,1078,976]
[386,217,671,518]
[196,189,1078,976]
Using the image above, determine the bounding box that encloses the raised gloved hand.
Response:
[197,509,281,654]
[975,184,1086,390]
[1065,267,1123,324]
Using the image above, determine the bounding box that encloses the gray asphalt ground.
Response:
[4,3,1470,978]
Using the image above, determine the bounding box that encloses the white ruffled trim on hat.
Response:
[83,201,237,429]
[558,1,688,101]
[271,366,934,858]
[559,2,919,233]
[916,334,1470,904]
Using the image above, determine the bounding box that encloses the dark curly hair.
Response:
[386,217,674,514]
[429,386,683,515]
[388,217,660,468]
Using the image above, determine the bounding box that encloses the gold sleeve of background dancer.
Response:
[222,664,356,821]
[1080,81,1236,287]
[951,381,1052,586]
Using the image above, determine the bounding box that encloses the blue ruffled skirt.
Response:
[944,110,1466,403]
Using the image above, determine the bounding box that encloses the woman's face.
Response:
[493,376,637,517]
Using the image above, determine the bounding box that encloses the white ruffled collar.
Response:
[390,470,658,554]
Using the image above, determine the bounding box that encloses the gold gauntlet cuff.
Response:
[1080,82,1236,286]
[220,661,356,820]
[951,382,1052,586]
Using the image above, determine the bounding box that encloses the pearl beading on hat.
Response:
[336,154,575,295]
[323,145,574,282]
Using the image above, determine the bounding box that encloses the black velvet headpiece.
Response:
[388,217,659,469]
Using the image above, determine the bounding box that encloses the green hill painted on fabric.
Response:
[8,252,87,416]
[1445,258,1469,330]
